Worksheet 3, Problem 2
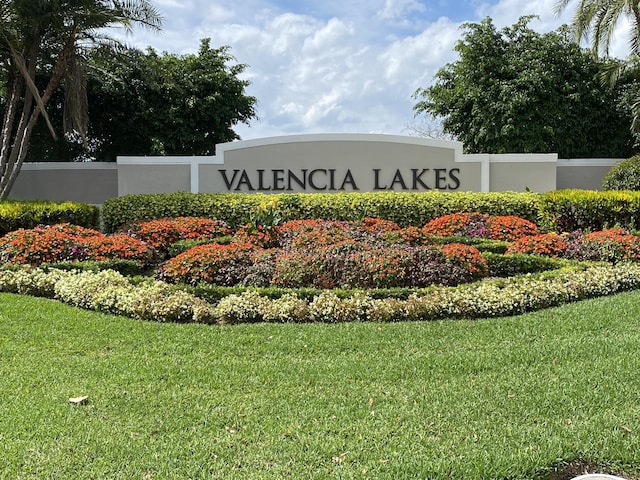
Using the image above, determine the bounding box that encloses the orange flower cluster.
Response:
[161,242,257,286]
[0,224,154,266]
[423,212,488,238]
[123,217,231,254]
[486,215,539,241]
[506,233,568,257]
[440,243,488,277]
[581,229,640,262]
[423,212,539,241]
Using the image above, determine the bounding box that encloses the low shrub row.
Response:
[101,191,547,233]
[100,189,640,234]
[0,200,99,235]
[2,263,639,324]
[7,190,640,237]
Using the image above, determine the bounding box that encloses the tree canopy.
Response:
[413,16,638,158]
[24,39,258,162]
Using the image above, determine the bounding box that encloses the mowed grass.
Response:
[2,293,640,479]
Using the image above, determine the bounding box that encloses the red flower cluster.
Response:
[440,243,488,278]
[161,242,257,286]
[486,215,539,241]
[423,212,539,241]
[581,229,640,262]
[423,212,488,238]
[123,217,231,255]
[506,233,568,257]
[278,219,353,249]
[0,224,154,266]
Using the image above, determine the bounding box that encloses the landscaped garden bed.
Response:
[3,196,640,324]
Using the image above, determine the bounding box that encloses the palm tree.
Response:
[0,0,162,199]
[555,0,640,56]
[555,1,640,135]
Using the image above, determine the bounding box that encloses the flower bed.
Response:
[160,218,489,289]
[0,224,155,266]
[3,263,640,324]
[4,211,640,325]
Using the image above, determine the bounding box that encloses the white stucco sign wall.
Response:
[117,133,558,195]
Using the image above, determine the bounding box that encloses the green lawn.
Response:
[2,292,640,479]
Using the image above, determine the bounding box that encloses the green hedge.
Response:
[0,200,99,236]
[539,189,640,232]
[101,191,546,233]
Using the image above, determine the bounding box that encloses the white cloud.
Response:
[110,0,637,141]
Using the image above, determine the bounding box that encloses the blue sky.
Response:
[116,0,631,142]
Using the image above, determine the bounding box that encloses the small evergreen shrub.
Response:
[0,200,99,236]
[603,155,640,191]
[483,252,560,277]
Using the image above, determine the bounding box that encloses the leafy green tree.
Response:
[25,39,258,161]
[413,16,637,158]
[86,39,257,160]
[0,0,162,199]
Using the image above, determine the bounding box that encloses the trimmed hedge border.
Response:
[101,191,547,233]
[101,190,640,235]
[0,200,99,236]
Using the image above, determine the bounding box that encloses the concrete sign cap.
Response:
[571,475,629,480]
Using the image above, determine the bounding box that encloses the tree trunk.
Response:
[0,33,76,200]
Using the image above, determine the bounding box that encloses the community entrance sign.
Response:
[117,133,558,195]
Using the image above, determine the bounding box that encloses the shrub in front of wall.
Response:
[101,191,546,232]
[0,200,99,236]
[121,217,231,256]
[540,189,640,232]
[603,155,640,191]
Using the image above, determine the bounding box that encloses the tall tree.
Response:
[0,0,162,199]
[86,40,257,160]
[413,16,637,158]
[555,0,640,134]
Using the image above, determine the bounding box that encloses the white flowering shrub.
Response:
[261,293,310,323]
[127,282,215,323]
[4,262,640,325]
[308,292,343,322]
[214,290,269,324]
[55,269,130,309]
[0,267,70,297]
